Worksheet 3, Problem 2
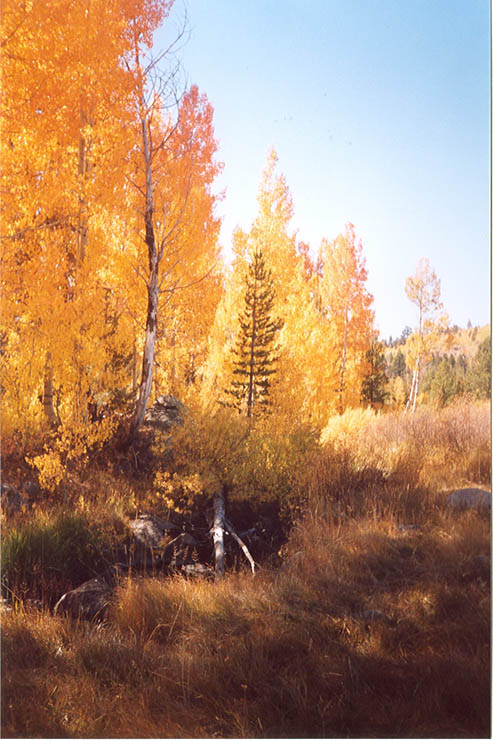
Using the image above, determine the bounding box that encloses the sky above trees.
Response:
[158,0,490,339]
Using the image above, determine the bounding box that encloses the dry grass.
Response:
[320,398,490,491]
[2,401,490,738]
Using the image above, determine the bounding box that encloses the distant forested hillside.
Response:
[384,324,490,407]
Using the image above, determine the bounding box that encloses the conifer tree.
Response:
[225,249,283,418]
[466,336,491,399]
[361,338,388,408]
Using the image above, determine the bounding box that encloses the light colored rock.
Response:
[181,563,214,579]
[447,488,491,512]
[129,514,179,549]
[397,524,422,533]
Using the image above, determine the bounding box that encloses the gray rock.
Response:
[143,395,185,431]
[129,514,179,549]
[54,577,113,620]
[99,562,130,586]
[397,524,422,533]
[181,562,214,579]
[1,483,30,514]
[447,488,491,512]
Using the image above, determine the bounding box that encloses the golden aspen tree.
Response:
[123,48,223,440]
[0,0,178,451]
[149,87,224,403]
[315,224,374,416]
[1,0,131,437]
[404,258,449,413]
[204,151,318,421]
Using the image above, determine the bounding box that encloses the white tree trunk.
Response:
[337,307,349,414]
[212,488,226,578]
[128,95,159,442]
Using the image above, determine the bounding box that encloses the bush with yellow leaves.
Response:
[160,406,319,519]
[26,417,117,492]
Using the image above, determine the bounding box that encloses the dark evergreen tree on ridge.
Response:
[224,248,283,419]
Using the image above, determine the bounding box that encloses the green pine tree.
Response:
[429,357,459,406]
[361,338,388,407]
[390,349,407,378]
[224,249,283,418]
[466,336,491,399]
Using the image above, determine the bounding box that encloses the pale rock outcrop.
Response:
[446,488,491,512]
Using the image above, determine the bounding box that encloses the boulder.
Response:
[181,562,214,580]
[1,483,30,515]
[446,488,491,512]
[54,577,113,620]
[397,524,422,533]
[143,395,185,431]
[129,513,179,549]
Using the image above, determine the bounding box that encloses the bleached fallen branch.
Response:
[225,518,255,576]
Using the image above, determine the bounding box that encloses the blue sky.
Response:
[156,0,490,340]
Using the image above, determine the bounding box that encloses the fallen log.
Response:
[225,518,255,576]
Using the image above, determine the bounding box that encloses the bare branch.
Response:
[0,216,76,241]
[225,518,256,575]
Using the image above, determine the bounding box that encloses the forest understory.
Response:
[1,399,490,739]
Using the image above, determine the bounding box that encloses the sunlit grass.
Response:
[2,400,490,737]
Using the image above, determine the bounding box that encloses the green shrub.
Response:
[1,511,110,605]
[162,407,319,520]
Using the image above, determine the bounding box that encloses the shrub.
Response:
[1,511,111,605]
[319,399,490,491]
[161,407,319,521]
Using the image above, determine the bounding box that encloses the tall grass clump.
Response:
[3,523,489,739]
[320,399,490,492]
[1,510,111,606]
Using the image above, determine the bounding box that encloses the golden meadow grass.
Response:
[2,400,490,738]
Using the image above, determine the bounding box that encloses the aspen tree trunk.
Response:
[212,487,226,578]
[128,107,158,442]
[42,351,57,428]
[77,106,89,265]
[132,336,137,396]
[170,329,177,395]
[406,371,416,413]
[337,308,349,415]
[409,355,421,413]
